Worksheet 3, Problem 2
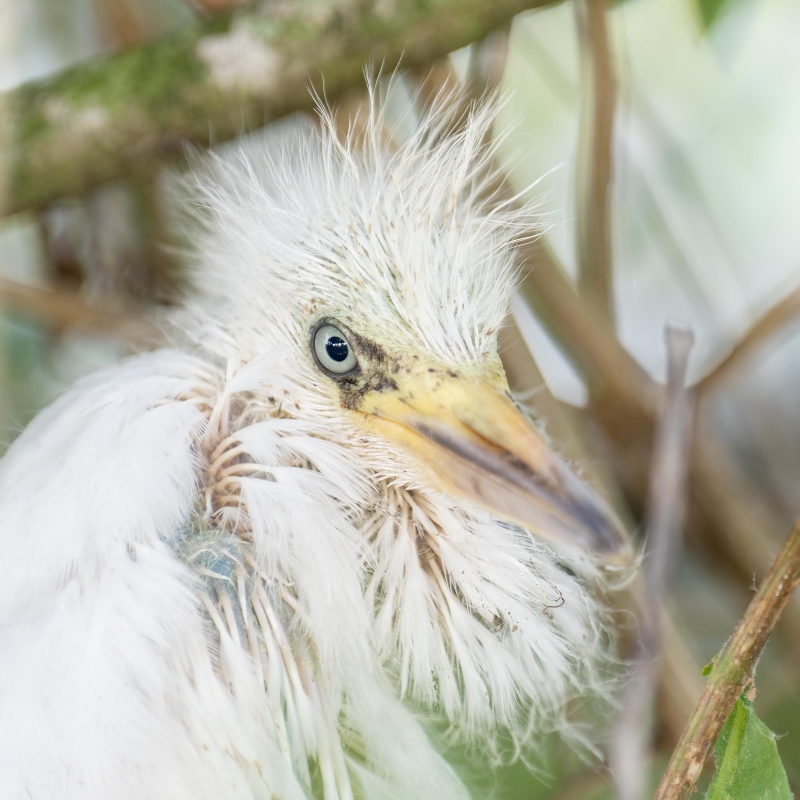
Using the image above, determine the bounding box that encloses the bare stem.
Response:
[611,324,696,800]
[0,276,158,345]
[574,0,616,324]
[696,278,800,397]
[642,324,696,614]
[517,238,650,411]
[653,518,800,800]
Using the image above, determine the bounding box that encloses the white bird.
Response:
[0,90,627,800]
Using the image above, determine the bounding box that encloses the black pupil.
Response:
[326,336,349,363]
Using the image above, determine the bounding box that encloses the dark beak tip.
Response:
[570,491,632,564]
[591,528,634,566]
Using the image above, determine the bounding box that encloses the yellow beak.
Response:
[354,367,629,561]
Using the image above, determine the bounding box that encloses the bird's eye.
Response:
[312,323,358,376]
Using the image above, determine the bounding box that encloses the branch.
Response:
[517,238,651,414]
[611,324,696,800]
[653,518,800,800]
[0,0,557,217]
[0,277,159,345]
[641,325,695,628]
[574,0,616,323]
[696,279,800,397]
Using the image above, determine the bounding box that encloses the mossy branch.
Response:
[0,0,556,217]
[653,518,800,800]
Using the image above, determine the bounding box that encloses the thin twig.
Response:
[92,0,147,48]
[642,325,696,628]
[517,238,652,411]
[512,20,755,357]
[0,276,159,346]
[574,0,616,324]
[653,518,800,800]
[611,324,696,800]
[696,279,800,397]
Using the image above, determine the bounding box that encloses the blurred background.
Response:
[1,0,799,797]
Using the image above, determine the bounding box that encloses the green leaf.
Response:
[706,697,791,800]
[701,656,718,677]
[695,0,736,30]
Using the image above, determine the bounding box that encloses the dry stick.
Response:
[696,279,800,397]
[516,23,730,333]
[518,25,800,404]
[93,0,147,48]
[0,277,159,345]
[653,518,800,800]
[611,324,696,800]
[574,0,616,324]
[518,238,652,408]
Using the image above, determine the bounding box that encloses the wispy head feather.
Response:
[175,85,541,367]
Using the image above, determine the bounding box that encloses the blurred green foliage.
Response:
[695,0,738,29]
[1,317,53,447]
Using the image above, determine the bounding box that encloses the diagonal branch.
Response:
[1,0,559,218]
[653,518,800,800]
[0,277,159,345]
[696,279,800,397]
[517,237,651,412]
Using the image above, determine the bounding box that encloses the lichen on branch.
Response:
[1,0,554,217]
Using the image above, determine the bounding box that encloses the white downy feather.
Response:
[0,90,614,799]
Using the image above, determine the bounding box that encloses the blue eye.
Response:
[313,323,358,376]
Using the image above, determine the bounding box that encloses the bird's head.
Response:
[179,94,628,561]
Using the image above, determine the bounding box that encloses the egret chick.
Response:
[0,92,627,800]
